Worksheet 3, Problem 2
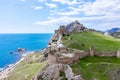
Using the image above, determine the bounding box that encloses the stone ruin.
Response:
[117,49,120,58]
[89,46,95,57]
[32,48,84,80]
[57,43,68,53]
[32,20,120,80]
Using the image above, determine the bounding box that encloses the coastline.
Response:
[0,51,34,79]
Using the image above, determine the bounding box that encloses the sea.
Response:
[0,34,52,69]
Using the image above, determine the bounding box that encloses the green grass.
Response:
[7,52,46,80]
[63,31,120,52]
[70,56,120,80]
[63,31,120,80]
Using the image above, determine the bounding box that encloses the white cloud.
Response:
[45,3,57,8]
[21,0,26,2]
[78,0,120,16]
[49,7,80,16]
[52,0,83,5]
[38,0,46,2]
[51,0,120,16]
[49,13,54,15]
[34,16,73,26]
[54,10,79,16]
[34,6,42,10]
[35,0,120,31]
[34,13,120,30]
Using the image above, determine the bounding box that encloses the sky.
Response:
[0,0,120,33]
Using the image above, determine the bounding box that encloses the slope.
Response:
[63,31,120,52]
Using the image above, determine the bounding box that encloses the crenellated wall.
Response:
[56,48,119,64]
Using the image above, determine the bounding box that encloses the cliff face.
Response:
[55,20,100,36]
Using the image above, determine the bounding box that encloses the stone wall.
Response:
[57,57,73,64]
[48,53,57,65]
[89,46,95,56]
[95,52,116,57]
[88,47,118,57]
[74,51,89,59]
[57,51,89,64]
[56,49,119,64]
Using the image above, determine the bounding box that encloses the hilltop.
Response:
[63,31,120,52]
[57,20,120,52]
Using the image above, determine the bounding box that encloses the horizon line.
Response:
[0,33,53,34]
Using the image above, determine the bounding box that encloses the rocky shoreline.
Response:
[0,51,34,80]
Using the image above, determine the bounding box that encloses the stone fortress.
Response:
[33,20,120,80]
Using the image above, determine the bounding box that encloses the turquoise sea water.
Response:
[0,34,52,68]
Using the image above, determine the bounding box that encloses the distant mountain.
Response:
[108,28,120,33]
[104,28,120,38]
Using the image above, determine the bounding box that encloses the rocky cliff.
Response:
[65,20,86,32]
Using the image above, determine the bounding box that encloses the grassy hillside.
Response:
[63,31,120,80]
[70,56,120,80]
[7,52,46,80]
[63,31,120,52]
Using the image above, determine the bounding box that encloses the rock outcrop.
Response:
[58,64,84,80]
[33,64,59,80]
[64,65,74,80]
[33,63,84,80]
[42,64,60,80]
[65,20,86,32]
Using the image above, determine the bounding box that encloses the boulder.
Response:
[58,63,65,71]
[73,75,84,80]
[42,64,59,80]
[33,64,59,80]
[64,65,74,80]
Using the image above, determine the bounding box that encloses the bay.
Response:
[0,34,52,68]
